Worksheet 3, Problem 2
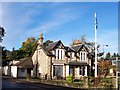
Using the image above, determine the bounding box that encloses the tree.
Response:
[19,37,37,58]
[105,52,111,59]
[8,37,37,60]
[70,35,101,57]
[112,53,117,58]
[2,46,7,60]
[43,40,53,47]
[0,26,5,42]
[116,53,120,57]
[98,59,112,77]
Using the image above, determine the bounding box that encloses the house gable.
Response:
[72,44,88,53]
[47,40,65,50]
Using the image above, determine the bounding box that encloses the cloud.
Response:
[2,2,83,50]
[27,7,81,37]
[2,3,43,50]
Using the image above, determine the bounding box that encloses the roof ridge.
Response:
[15,57,30,66]
[71,44,83,47]
[49,40,60,45]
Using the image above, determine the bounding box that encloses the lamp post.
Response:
[103,45,108,58]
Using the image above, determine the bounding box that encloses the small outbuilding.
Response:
[11,57,33,78]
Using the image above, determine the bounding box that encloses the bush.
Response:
[66,74,74,83]
[26,74,30,80]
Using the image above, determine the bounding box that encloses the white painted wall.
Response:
[18,68,27,77]
[11,66,17,78]
[32,50,37,65]
[31,70,33,77]
[4,66,11,76]
[66,65,69,77]
[85,66,87,76]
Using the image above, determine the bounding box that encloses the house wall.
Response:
[18,68,27,77]
[32,42,92,79]
[3,66,11,76]
[37,49,51,79]
[11,66,17,78]
[32,50,37,65]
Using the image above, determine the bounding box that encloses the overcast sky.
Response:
[1,2,118,55]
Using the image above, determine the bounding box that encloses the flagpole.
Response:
[94,12,98,77]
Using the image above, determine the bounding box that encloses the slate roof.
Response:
[65,46,75,52]
[13,57,33,68]
[71,44,83,52]
[46,40,64,50]
[71,44,88,52]
[33,40,89,57]
[42,46,55,56]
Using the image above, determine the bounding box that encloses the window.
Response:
[56,49,64,60]
[79,66,85,76]
[81,53,82,61]
[70,52,72,60]
[53,65,63,76]
[80,52,87,61]
[58,50,59,60]
[61,50,62,60]
[54,50,56,55]
[79,67,82,75]
[70,68,73,75]
[21,68,25,72]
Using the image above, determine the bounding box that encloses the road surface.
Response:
[2,79,86,90]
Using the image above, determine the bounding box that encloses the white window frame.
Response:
[56,49,64,60]
[80,51,87,61]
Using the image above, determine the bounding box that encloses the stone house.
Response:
[32,34,92,80]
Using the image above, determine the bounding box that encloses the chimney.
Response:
[38,34,44,45]
[75,40,81,44]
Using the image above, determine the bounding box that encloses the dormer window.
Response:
[80,51,87,61]
[56,49,64,60]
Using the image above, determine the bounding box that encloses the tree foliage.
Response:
[70,35,101,56]
[98,59,112,77]
[3,37,54,60]
[43,40,53,47]
[7,37,37,60]
[105,52,111,59]
[2,46,7,60]
[0,26,5,42]
[111,53,120,58]
[19,37,37,58]
[66,74,74,83]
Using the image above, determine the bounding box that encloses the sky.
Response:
[1,2,118,55]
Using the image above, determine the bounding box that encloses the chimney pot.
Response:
[39,33,44,45]
[40,34,43,39]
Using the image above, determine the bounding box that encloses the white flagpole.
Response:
[94,12,98,77]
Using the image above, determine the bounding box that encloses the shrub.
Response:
[66,74,74,83]
[26,74,30,80]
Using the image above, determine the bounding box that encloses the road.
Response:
[2,79,87,90]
